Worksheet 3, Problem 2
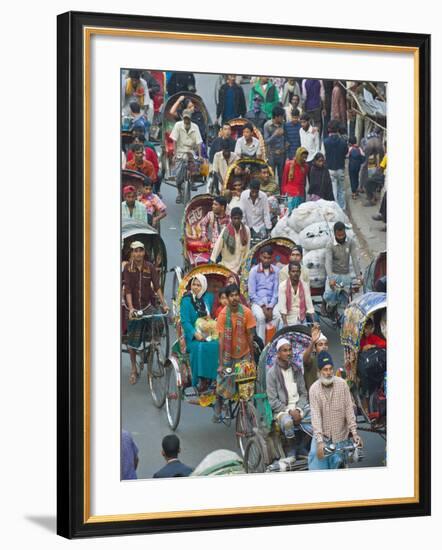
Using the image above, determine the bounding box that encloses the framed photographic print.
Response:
[57,11,431,538]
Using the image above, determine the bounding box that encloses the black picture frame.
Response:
[57,10,431,539]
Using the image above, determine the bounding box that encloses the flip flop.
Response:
[129,371,139,385]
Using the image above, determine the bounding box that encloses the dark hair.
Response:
[249,179,261,191]
[143,177,153,187]
[230,207,243,218]
[272,105,285,118]
[243,122,254,132]
[221,139,231,151]
[182,97,192,109]
[313,152,325,162]
[222,122,231,129]
[162,434,180,458]
[259,164,270,172]
[365,318,374,328]
[292,244,303,255]
[131,143,144,153]
[225,283,240,297]
[291,108,300,117]
[288,260,301,270]
[348,136,357,145]
[327,119,340,133]
[218,287,228,297]
[128,69,141,79]
[300,113,310,122]
[333,221,346,232]
[129,101,141,114]
[292,94,300,101]
[214,195,227,208]
[259,245,273,256]
[232,178,243,187]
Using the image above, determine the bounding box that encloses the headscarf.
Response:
[288,147,309,180]
[185,274,209,318]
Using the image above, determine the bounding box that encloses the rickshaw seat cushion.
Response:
[186,239,211,253]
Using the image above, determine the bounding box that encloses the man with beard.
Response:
[323,221,362,313]
[277,261,314,328]
[308,351,363,470]
[266,338,309,458]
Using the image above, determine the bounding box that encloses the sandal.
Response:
[129,371,139,385]
[175,194,183,204]
[352,193,357,200]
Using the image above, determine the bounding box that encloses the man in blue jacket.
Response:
[324,119,348,209]
[153,435,193,478]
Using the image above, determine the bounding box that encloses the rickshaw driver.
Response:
[170,109,203,204]
[323,221,363,313]
[266,338,309,459]
[123,241,169,385]
[308,351,363,470]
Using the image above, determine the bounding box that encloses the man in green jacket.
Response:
[249,77,280,119]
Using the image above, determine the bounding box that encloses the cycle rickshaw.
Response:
[164,264,262,457]
[121,218,170,405]
[239,237,297,304]
[121,168,147,198]
[170,193,216,300]
[161,92,213,201]
[242,325,315,473]
[363,250,387,292]
[340,291,387,438]
[227,117,267,160]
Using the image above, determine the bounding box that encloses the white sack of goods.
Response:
[271,216,300,243]
[304,249,327,288]
[298,221,333,251]
[315,199,350,225]
[287,201,323,233]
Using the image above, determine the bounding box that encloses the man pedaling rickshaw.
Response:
[123,241,169,385]
[322,221,363,314]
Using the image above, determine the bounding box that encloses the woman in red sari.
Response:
[281,146,309,213]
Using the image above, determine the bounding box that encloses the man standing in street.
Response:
[266,338,309,458]
[284,108,302,160]
[302,78,325,135]
[324,119,348,209]
[323,221,362,312]
[153,435,193,478]
[308,351,363,469]
[264,106,286,189]
[240,179,272,240]
[245,94,268,132]
[299,113,320,163]
[170,109,203,203]
[216,74,247,124]
[248,245,281,343]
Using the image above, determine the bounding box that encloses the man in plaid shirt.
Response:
[199,196,230,251]
[308,351,363,469]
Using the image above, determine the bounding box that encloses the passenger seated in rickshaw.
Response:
[126,132,161,193]
[277,261,314,328]
[122,185,148,224]
[126,143,157,184]
[226,178,243,214]
[199,195,230,251]
[358,318,387,413]
[234,122,265,160]
[266,338,309,459]
[213,287,229,319]
[210,207,251,274]
[138,178,167,229]
[209,123,236,164]
[180,274,219,393]
[255,164,279,196]
[279,245,310,287]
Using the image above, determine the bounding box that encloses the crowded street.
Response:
[121,71,387,479]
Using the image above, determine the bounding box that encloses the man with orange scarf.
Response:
[281,147,309,213]
[277,261,314,327]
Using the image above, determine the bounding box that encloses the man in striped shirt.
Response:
[308,351,363,469]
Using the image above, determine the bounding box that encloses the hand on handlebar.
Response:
[353,434,363,448]
[317,442,325,460]
[329,278,337,289]
[161,303,170,314]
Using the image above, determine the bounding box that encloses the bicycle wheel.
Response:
[244,434,268,474]
[147,347,167,408]
[236,401,258,457]
[165,360,182,430]
[153,314,170,362]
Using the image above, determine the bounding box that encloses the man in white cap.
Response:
[123,241,169,385]
[302,323,328,393]
[266,337,309,458]
[170,108,203,203]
